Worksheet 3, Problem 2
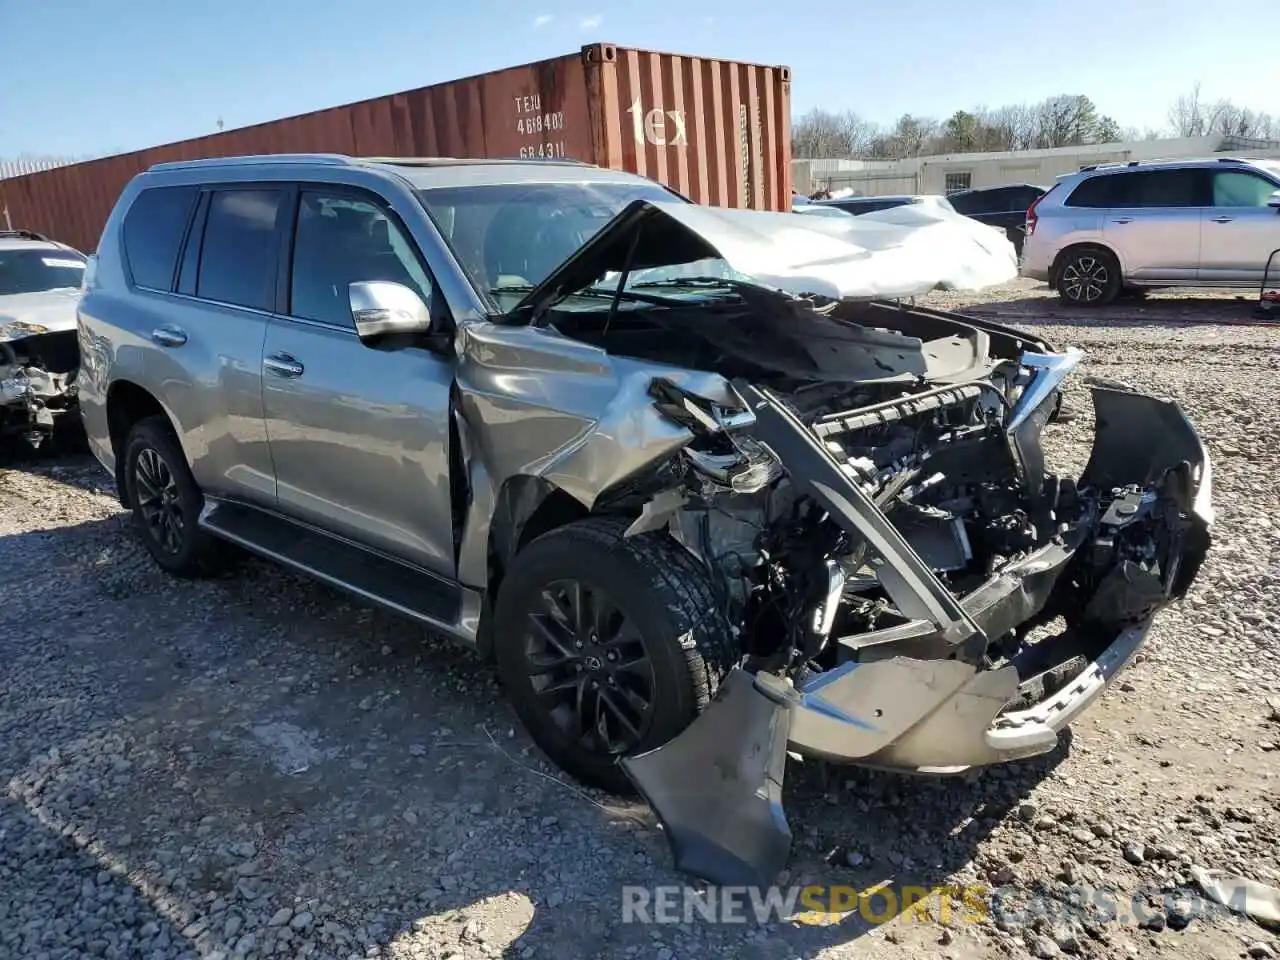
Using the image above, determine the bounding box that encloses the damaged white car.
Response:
[0,231,86,447]
[78,157,1212,889]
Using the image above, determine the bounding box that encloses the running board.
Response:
[200,500,479,645]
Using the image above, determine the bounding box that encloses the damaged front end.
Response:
[619,355,1211,888]
[460,195,1210,888]
[0,321,79,448]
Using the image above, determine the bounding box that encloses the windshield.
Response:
[0,248,86,295]
[417,180,688,308]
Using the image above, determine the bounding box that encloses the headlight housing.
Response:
[648,376,784,493]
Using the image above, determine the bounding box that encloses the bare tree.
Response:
[1120,125,1166,142]
[983,103,1039,151]
[1168,82,1209,137]
[1167,83,1276,140]
[1209,103,1275,139]
[790,85,1274,161]
[791,108,877,158]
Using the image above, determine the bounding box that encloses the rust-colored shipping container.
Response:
[1,43,792,254]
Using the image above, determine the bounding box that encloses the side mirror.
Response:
[1268,190,1280,210]
[349,281,433,342]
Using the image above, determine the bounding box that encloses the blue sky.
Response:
[2,0,1272,158]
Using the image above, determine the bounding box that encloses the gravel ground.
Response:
[2,286,1279,960]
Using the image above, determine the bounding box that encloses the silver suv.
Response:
[79,154,1212,887]
[1021,157,1280,305]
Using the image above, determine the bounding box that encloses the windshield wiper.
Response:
[494,282,679,308]
[629,276,744,290]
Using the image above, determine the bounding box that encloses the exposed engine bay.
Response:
[630,362,1198,677]
[0,325,79,446]
[548,291,1202,673]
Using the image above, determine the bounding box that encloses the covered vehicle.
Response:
[0,231,86,446]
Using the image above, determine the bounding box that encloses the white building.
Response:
[793,135,1280,198]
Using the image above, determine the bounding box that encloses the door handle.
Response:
[1210,215,1235,224]
[1110,217,1133,224]
[264,353,304,378]
[151,325,187,347]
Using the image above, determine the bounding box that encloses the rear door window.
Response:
[1110,169,1205,208]
[194,189,285,311]
[976,189,1012,213]
[122,186,199,291]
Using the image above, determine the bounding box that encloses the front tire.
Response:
[122,415,229,577]
[492,517,735,794]
[1056,246,1122,306]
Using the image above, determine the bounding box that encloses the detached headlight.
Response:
[648,376,785,494]
[683,437,785,493]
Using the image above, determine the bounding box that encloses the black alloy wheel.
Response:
[492,517,735,794]
[134,446,184,556]
[123,415,230,577]
[523,578,657,756]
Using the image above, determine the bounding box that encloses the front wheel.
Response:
[492,517,736,794]
[1056,247,1122,306]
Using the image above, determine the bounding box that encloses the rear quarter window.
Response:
[1064,176,1116,208]
[122,186,199,290]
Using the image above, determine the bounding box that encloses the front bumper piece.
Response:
[622,375,1213,888]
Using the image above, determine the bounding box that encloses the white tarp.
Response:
[640,199,1019,301]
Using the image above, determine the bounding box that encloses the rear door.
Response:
[1102,168,1206,282]
[153,184,284,505]
[1198,169,1280,283]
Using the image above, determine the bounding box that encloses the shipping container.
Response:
[0,43,792,254]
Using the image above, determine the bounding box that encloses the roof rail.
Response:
[0,229,50,242]
[147,154,356,172]
[143,154,599,174]
[360,155,595,167]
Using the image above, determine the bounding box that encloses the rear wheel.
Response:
[1056,247,1122,306]
[122,415,230,577]
[492,517,735,794]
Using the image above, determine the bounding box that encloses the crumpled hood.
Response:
[0,288,81,343]
[514,198,1019,318]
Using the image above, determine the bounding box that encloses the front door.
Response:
[1198,169,1280,284]
[261,187,457,577]
[1102,168,1205,282]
